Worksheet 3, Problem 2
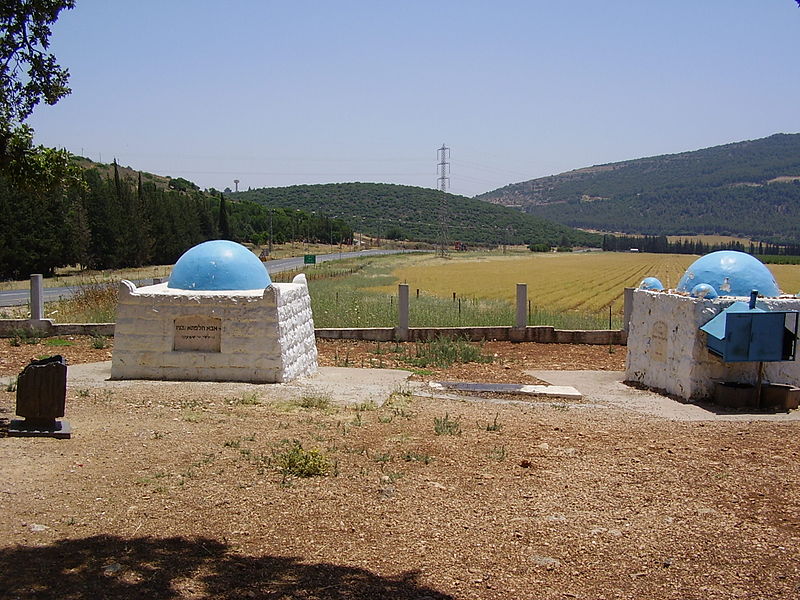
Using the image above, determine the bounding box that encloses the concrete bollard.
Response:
[397,283,409,341]
[30,274,44,321]
[515,283,527,329]
[622,287,634,332]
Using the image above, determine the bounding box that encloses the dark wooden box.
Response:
[16,355,67,421]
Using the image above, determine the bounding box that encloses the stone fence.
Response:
[0,278,630,345]
[316,326,625,344]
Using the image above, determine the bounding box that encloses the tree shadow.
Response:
[0,535,453,599]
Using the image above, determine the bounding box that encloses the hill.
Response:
[233,183,600,247]
[476,133,800,243]
[71,156,200,192]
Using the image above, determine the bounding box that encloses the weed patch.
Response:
[298,395,332,410]
[483,413,502,432]
[404,337,493,369]
[402,451,433,464]
[489,446,507,461]
[227,392,260,406]
[353,400,377,412]
[91,334,109,349]
[273,440,331,478]
[434,412,461,436]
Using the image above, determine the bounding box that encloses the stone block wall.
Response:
[625,289,800,401]
[276,275,318,382]
[111,274,317,383]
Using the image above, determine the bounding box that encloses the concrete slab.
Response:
[61,362,411,408]
[529,369,800,422]
[429,381,582,400]
[413,389,603,411]
[8,418,72,439]
[294,366,412,407]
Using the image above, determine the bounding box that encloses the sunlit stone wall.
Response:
[111,274,317,383]
[625,289,800,401]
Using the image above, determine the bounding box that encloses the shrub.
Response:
[273,440,330,478]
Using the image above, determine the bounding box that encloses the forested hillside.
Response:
[1,163,598,279]
[0,163,351,279]
[233,183,600,247]
[477,133,800,242]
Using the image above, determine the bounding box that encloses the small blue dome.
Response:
[691,283,718,299]
[168,240,272,291]
[639,277,664,291]
[676,251,779,297]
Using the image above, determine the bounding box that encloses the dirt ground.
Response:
[1,337,799,599]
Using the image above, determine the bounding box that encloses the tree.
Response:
[218,193,231,240]
[385,225,403,240]
[168,176,199,192]
[0,0,74,129]
[0,0,80,232]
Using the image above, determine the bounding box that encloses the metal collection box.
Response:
[701,302,798,363]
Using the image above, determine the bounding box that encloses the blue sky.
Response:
[27,0,800,197]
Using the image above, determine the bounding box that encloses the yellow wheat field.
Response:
[379,252,800,316]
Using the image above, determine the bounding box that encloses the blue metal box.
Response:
[700,302,798,362]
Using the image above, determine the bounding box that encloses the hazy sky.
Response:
[27,0,800,197]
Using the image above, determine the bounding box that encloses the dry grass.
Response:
[0,266,172,292]
[768,263,800,295]
[46,282,118,323]
[381,252,800,316]
[381,252,693,315]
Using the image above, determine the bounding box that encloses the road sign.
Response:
[304,254,316,265]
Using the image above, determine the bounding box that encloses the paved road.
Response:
[0,248,419,307]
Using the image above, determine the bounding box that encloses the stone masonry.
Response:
[111,274,317,383]
[625,288,800,401]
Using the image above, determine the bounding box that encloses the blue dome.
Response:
[676,251,780,297]
[167,240,272,291]
[639,277,664,291]
[690,283,718,299]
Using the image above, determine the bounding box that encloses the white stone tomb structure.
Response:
[625,251,800,401]
[111,240,318,383]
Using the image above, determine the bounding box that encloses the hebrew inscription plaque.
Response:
[174,316,222,352]
[650,320,668,362]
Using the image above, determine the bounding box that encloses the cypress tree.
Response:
[218,193,231,240]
